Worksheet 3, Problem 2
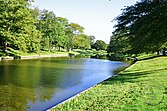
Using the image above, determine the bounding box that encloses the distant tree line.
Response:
[0,0,107,56]
[108,0,167,55]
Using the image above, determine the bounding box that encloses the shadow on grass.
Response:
[102,67,167,85]
[137,55,161,61]
[102,55,167,85]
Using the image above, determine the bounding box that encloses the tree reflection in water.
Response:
[0,57,127,111]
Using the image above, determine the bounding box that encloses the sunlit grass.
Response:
[136,53,158,60]
[0,48,107,57]
[51,56,167,111]
[20,51,69,56]
[72,49,108,57]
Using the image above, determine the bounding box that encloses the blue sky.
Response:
[32,0,137,43]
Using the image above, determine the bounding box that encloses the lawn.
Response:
[73,49,108,57]
[51,56,167,111]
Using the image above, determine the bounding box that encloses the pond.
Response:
[0,57,127,111]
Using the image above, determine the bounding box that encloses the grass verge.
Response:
[73,49,107,57]
[51,56,167,111]
[21,51,69,56]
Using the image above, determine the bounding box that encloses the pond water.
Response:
[0,57,127,111]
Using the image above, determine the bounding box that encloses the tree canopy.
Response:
[73,34,91,49]
[0,0,95,56]
[0,0,41,53]
[94,40,107,50]
[108,0,167,55]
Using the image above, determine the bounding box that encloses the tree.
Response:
[0,0,41,53]
[37,10,69,51]
[107,34,130,54]
[36,10,57,51]
[94,40,107,50]
[68,23,84,35]
[73,34,91,49]
[65,23,84,51]
[110,0,167,55]
[26,8,42,53]
[89,35,96,48]
[54,17,69,50]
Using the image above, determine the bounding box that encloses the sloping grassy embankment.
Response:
[51,56,167,111]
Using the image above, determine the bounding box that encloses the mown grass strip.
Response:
[51,56,167,111]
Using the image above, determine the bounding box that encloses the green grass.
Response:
[137,53,158,60]
[14,51,69,56]
[0,48,21,56]
[51,56,167,111]
[0,48,70,57]
[0,48,106,57]
[73,49,108,57]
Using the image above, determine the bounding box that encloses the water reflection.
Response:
[0,57,127,111]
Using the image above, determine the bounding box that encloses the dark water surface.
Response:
[0,57,127,111]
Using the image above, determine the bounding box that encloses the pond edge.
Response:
[47,61,133,111]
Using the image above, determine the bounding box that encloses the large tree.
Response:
[54,17,69,50]
[37,10,71,51]
[109,0,167,55]
[73,34,91,49]
[0,0,41,53]
[65,23,84,51]
[37,10,57,51]
[89,35,96,48]
[94,40,107,50]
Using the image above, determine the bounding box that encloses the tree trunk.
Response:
[68,48,71,52]
[3,41,7,52]
[157,51,160,55]
[162,49,166,56]
[59,47,61,51]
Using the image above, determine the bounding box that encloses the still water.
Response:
[0,57,127,111]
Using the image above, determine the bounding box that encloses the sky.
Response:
[32,0,138,43]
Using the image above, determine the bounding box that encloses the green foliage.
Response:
[73,49,107,57]
[93,40,107,50]
[107,35,130,54]
[89,35,96,48]
[68,23,84,35]
[73,34,91,49]
[0,0,41,53]
[37,10,57,51]
[52,56,167,111]
[109,0,167,54]
[55,17,69,49]
[0,0,95,56]
[65,23,85,51]
[36,10,70,51]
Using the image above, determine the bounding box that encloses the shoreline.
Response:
[52,56,167,111]
[47,64,130,110]
[20,53,69,60]
[0,53,69,61]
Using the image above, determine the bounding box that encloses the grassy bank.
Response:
[0,49,80,60]
[73,49,107,56]
[20,51,69,56]
[51,56,167,111]
[0,48,105,58]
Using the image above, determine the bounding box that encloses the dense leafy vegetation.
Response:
[108,0,167,55]
[0,0,41,54]
[0,0,107,57]
[93,40,107,50]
